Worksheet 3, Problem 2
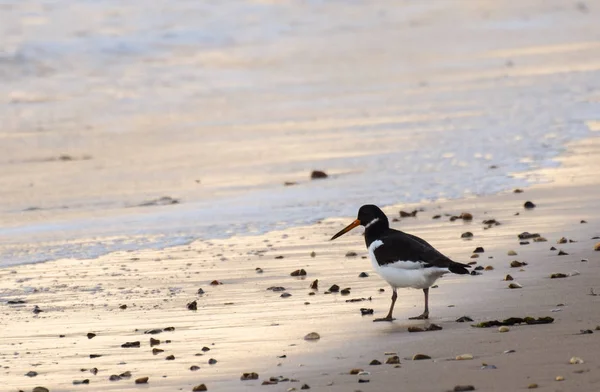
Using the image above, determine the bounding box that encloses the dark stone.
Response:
[328,284,340,292]
[474,266,484,271]
[473,247,484,253]
[165,355,175,360]
[310,279,318,289]
[358,272,369,278]
[558,250,569,256]
[291,269,307,276]
[164,327,175,332]
[152,348,164,355]
[72,379,90,385]
[190,365,200,371]
[518,232,540,239]
[454,386,475,392]
[119,304,127,310]
[201,346,211,352]
[360,308,374,315]
[197,288,205,295]
[187,301,198,311]
[145,329,162,334]
[89,354,102,359]
[275,255,284,259]
[301,384,310,390]
[345,251,358,257]
[121,341,140,348]
[524,201,536,209]
[25,371,38,377]
[208,358,217,365]
[267,286,286,292]
[310,170,328,179]
[456,316,473,322]
[369,359,382,365]
[240,372,259,380]
[432,215,441,219]
[340,288,351,295]
[150,338,160,346]
[193,384,208,391]
[135,377,149,384]
[461,232,473,239]
[280,293,292,298]
[87,333,96,339]
[7,299,26,304]
[550,273,568,279]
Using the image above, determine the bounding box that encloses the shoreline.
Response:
[2,136,600,391]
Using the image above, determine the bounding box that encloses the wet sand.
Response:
[2,136,600,391]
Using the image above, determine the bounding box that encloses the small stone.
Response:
[119,371,131,378]
[150,338,160,346]
[208,358,217,365]
[109,375,121,381]
[87,333,96,339]
[89,354,102,358]
[558,250,569,256]
[533,237,547,242]
[514,188,524,193]
[32,388,50,392]
[192,384,208,391]
[255,268,263,273]
[135,377,149,384]
[280,293,292,298]
[498,326,510,333]
[240,372,259,380]
[433,215,441,219]
[504,274,514,281]
[455,354,473,360]
[275,255,284,259]
[453,386,475,392]
[310,279,318,289]
[310,170,328,179]
[121,341,141,348]
[369,359,382,365]
[328,284,340,292]
[484,265,494,271]
[304,332,320,341]
[507,250,517,256]
[210,280,222,285]
[400,210,417,217]
[473,247,484,253]
[520,241,530,245]
[569,357,584,364]
[550,273,568,279]
[152,348,164,355]
[385,356,400,364]
[460,212,473,220]
[349,368,363,375]
[518,232,540,239]
[594,243,600,251]
[527,383,538,389]
[73,380,90,385]
[555,376,564,381]
[550,246,557,250]
[508,283,522,289]
[345,251,358,257]
[197,288,205,295]
[524,201,536,209]
[503,350,516,354]
[25,371,38,377]
[310,251,316,257]
[510,260,527,268]
[268,286,286,292]
[558,237,568,244]
[360,308,374,315]
[358,272,369,278]
[474,266,484,271]
[456,316,473,322]
[461,232,473,239]
[190,366,200,371]
[165,355,175,360]
[187,300,198,310]
[291,269,307,276]
[412,354,431,360]
[470,254,479,259]
[300,384,310,389]
[340,288,351,295]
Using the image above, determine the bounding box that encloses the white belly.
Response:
[368,240,449,289]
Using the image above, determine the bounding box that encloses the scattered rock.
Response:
[520,241,530,245]
[514,188,524,193]
[523,201,536,209]
[533,237,547,242]
[507,250,517,256]
[208,358,217,365]
[135,377,149,384]
[455,354,473,360]
[328,284,340,292]
[89,354,102,358]
[340,288,351,295]
[301,384,310,390]
[550,246,557,250]
[284,181,297,186]
[433,215,441,219]
[310,251,316,257]
[473,247,484,253]
[400,210,418,217]
[280,293,292,298]
[504,274,514,281]
[510,260,527,268]
[369,359,382,365]
[87,333,96,339]
[508,283,522,289]
[558,237,568,244]
[461,232,473,239]
[310,280,318,290]
[120,304,128,310]
[460,212,473,220]
[192,384,208,391]
[578,329,593,335]
[456,316,473,323]
[594,243,600,251]
[474,266,484,271]
[453,385,475,391]
[527,383,538,389]
[25,371,38,377]
[240,372,259,380]
[255,268,263,273]
[190,365,200,371]
[33,305,43,314]
[484,266,494,271]
[470,254,479,259]
[121,341,141,348]
[386,356,400,364]
[187,301,198,311]
[152,348,164,355]
[267,286,286,292]
[472,317,554,328]
[304,332,320,341]
[73,379,90,385]
[569,357,584,364]
[202,346,211,352]
[310,170,328,179]
[555,376,564,381]
[210,280,222,285]
[412,354,431,360]
[557,250,569,256]
[498,326,510,333]
[408,324,442,333]
[138,196,179,207]
[291,269,307,276]
[550,273,568,279]
[518,232,540,239]
[360,308,374,316]
[345,251,358,257]
[358,272,369,278]
[166,355,175,360]
[32,388,49,392]
[275,255,284,259]
[349,368,363,375]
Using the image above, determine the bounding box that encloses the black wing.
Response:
[373,229,470,274]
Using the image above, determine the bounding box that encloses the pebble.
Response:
[208,358,217,364]
[190,366,200,371]
[594,242,600,251]
[550,273,568,279]
[385,356,400,364]
[569,357,584,364]
[360,308,373,315]
[255,268,263,273]
[453,386,475,392]
[32,388,49,392]
[510,260,527,268]
[508,283,522,289]
[310,170,328,179]
[304,332,320,341]
[558,250,569,256]
[135,377,149,384]
[503,350,516,354]
[358,272,369,278]
[369,359,382,365]
[25,371,38,377]
[507,250,517,256]
[461,232,473,239]
[240,372,259,380]
[280,293,292,298]
[412,354,431,360]
[455,354,473,360]
[210,280,222,285]
[498,326,510,333]
[460,212,473,220]
[328,284,340,292]
[309,279,318,289]
[275,255,284,259]
[555,376,564,381]
[87,333,96,339]
[524,201,536,209]
[197,288,205,295]
[527,383,538,389]
[456,316,473,322]
[152,348,164,355]
[121,341,141,348]
[291,269,307,276]
[166,355,175,360]
[73,380,89,385]
[504,274,514,281]
[345,251,358,257]
[150,338,160,346]
[484,265,494,271]
[340,288,351,295]
[301,384,310,389]
[349,368,363,375]
[473,247,484,253]
[192,384,208,391]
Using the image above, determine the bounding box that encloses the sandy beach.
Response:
[2,136,600,392]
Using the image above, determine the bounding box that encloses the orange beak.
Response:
[330,219,361,241]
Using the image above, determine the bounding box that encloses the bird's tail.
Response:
[449,261,470,275]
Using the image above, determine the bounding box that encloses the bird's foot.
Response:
[373,316,396,322]
[408,313,429,320]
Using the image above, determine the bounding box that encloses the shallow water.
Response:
[1,0,600,265]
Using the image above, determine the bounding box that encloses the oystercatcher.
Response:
[331,204,469,321]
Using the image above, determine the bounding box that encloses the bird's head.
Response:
[330,204,389,240]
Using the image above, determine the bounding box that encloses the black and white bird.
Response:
[331,204,470,322]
